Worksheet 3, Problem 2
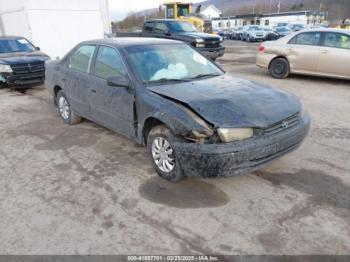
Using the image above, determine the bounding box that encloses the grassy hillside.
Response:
[200,0,350,23]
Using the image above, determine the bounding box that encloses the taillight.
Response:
[258,44,265,52]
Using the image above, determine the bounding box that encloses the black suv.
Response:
[0,36,49,87]
[141,19,225,60]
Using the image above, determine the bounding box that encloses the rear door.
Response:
[152,22,170,38]
[62,44,96,118]
[88,45,136,139]
[318,32,350,78]
[286,32,322,73]
[142,21,155,37]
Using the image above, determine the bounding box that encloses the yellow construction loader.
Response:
[338,18,350,30]
[163,1,212,33]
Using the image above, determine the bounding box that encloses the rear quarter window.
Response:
[69,45,96,73]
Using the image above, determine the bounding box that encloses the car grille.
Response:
[263,113,300,135]
[11,61,45,74]
[204,38,220,48]
[8,62,45,84]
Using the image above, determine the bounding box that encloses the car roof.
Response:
[0,36,27,40]
[145,19,185,22]
[298,28,350,35]
[81,37,183,47]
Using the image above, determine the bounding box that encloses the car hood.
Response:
[148,75,301,128]
[175,32,221,40]
[0,51,49,65]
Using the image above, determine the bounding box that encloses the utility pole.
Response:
[269,0,272,14]
[277,1,281,14]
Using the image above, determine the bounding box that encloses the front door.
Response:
[88,46,135,139]
[318,32,350,78]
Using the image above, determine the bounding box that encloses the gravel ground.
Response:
[0,40,350,255]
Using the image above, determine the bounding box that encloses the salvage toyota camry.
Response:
[45,38,310,182]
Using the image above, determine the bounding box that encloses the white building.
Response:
[212,11,327,30]
[200,4,222,20]
[0,0,111,59]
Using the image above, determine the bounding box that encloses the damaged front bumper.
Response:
[173,112,311,177]
[0,72,45,86]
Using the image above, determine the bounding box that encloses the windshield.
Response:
[0,38,35,53]
[276,27,290,32]
[126,44,223,84]
[167,21,198,33]
[248,26,260,31]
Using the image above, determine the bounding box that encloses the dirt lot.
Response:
[1,40,350,255]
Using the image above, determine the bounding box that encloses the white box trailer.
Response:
[0,0,111,59]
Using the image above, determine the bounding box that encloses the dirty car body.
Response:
[45,37,310,181]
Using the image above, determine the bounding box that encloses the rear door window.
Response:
[289,32,321,46]
[69,45,96,73]
[94,46,126,79]
[144,22,155,33]
[154,22,168,34]
[323,32,350,50]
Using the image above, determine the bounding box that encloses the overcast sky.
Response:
[109,0,204,21]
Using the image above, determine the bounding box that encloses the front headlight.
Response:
[0,64,12,73]
[217,128,253,143]
[219,36,223,42]
[195,38,204,43]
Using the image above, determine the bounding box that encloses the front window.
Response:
[167,21,197,33]
[126,44,223,84]
[323,33,350,50]
[0,38,35,53]
[94,46,126,79]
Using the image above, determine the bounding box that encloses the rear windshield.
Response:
[0,38,35,53]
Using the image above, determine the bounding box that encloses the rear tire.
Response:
[57,90,82,125]
[147,125,184,182]
[269,58,290,79]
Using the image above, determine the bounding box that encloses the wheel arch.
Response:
[142,117,168,145]
[268,55,290,70]
[53,85,62,106]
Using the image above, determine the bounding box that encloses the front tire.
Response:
[57,90,82,125]
[269,58,290,79]
[147,125,184,182]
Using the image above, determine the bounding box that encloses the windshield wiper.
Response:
[189,73,221,80]
[144,78,191,85]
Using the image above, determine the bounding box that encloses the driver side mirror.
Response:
[35,46,40,50]
[107,75,130,88]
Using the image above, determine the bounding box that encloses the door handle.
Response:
[90,89,97,93]
[61,78,66,82]
[321,50,329,54]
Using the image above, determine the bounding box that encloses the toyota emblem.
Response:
[281,121,289,128]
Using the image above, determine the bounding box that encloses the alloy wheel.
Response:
[58,96,70,120]
[151,137,175,173]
